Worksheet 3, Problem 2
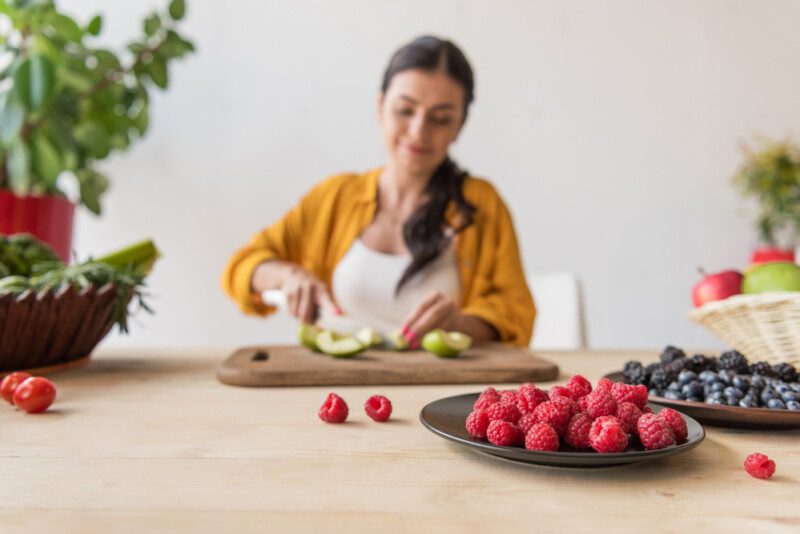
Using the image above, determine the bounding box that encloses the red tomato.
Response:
[12,377,57,414]
[0,372,32,404]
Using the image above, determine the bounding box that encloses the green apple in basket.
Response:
[742,262,800,293]
[421,329,472,358]
[315,330,366,358]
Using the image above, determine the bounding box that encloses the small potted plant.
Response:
[0,0,194,260]
[733,137,800,265]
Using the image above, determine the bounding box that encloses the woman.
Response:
[222,35,535,348]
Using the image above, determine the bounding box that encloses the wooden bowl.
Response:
[0,283,119,373]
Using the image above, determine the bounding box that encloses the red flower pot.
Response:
[0,191,75,262]
[750,247,796,266]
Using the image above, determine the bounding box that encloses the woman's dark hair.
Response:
[381,35,477,295]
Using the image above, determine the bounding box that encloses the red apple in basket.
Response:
[691,268,743,307]
[750,247,795,266]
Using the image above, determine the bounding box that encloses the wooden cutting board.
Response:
[216,343,559,387]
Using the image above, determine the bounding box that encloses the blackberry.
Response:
[660,345,686,364]
[771,363,799,383]
[649,366,676,390]
[719,350,749,374]
[622,360,646,385]
[666,357,688,375]
[685,354,716,373]
[749,361,774,377]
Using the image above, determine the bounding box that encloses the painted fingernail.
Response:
[334,306,344,315]
[405,330,417,342]
[400,325,410,335]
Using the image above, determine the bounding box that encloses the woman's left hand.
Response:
[399,291,459,349]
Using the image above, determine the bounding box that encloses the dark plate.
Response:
[419,392,705,467]
[605,371,800,430]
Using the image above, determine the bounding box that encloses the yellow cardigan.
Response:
[221,168,536,346]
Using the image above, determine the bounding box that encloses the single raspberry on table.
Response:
[567,374,593,399]
[465,409,491,438]
[551,395,579,417]
[517,384,549,414]
[486,420,520,447]
[585,388,618,419]
[615,402,643,434]
[474,387,501,410]
[364,395,393,422]
[565,413,593,449]
[525,423,560,451]
[637,413,676,450]
[533,401,570,436]
[486,401,521,424]
[744,453,776,480]
[611,383,648,409]
[589,416,628,453]
[657,408,688,443]
[517,412,538,435]
[318,393,349,423]
[549,385,574,400]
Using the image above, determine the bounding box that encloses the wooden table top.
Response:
[1,348,798,533]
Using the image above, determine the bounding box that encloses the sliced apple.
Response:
[298,324,323,351]
[355,327,383,348]
[316,329,365,358]
[421,329,472,358]
[388,330,410,351]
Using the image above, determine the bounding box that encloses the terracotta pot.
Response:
[0,191,75,262]
[750,246,795,266]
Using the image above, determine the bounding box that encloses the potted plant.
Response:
[0,0,193,261]
[733,137,800,265]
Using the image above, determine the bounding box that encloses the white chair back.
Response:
[528,272,586,350]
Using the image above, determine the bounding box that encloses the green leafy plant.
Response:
[0,0,194,214]
[733,138,800,247]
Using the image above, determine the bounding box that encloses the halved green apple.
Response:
[421,329,472,358]
[298,324,323,351]
[388,329,410,351]
[355,327,383,348]
[316,329,365,358]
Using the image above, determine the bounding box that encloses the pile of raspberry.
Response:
[465,375,688,453]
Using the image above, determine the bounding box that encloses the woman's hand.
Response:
[400,291,499,348]
[281,266,341,324]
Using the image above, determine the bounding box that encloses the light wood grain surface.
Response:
[1,348,797,533]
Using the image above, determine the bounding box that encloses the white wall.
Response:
[64,0,800,351]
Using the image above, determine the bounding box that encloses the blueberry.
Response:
[686,396,702,402]
[667,381,681,392]
[790,382,800,393]
[718,370,736,385]
[732,375,751,389]
[709,382,725,393]
[663,390,683,401]
[682,381,703,398]
[725,395,742,406]
[698,370,718,383]
[767,398,786,410]
[678,370,698,384]
[786,401,800,411]
[706,391,724,403]
[751,376,768,390]
[775,383,791,394]
[781,391,799,403]
[724,386,743,399]
[739,398,758,408]
[706,397,724,405]
[760,388,778,404]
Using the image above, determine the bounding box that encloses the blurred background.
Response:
[59,0,800,350]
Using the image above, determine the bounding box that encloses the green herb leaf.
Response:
[86,14,102,36]
[168,0,185,21]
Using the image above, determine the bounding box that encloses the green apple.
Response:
[742,261,800,294]
[421,329,472,358]
[355,327,383,348]
[388,330,410,351]
[298,324,322,351]
[315,329,365,358]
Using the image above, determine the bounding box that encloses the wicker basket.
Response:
[0,283,119,372]
[688,291,800,367]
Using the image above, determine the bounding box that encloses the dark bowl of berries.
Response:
[606,345,800,429]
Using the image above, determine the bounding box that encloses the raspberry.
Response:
[565,413,593,449]
[610,383,648,409]
[465,409,491,438]
[517,385,549,414]
[658,408,688,443]
[615,402,643,434]
[577,395,589,413]
[637,413,675,450]
[744,453,776,480]
[474,388,501,410]
[524,423,560,451]
[318,393,348,423]
[549,385,574,400]
[486,420,520,447]
[364,395,392,422]
[517,412,538,435]
[595,377,614,392]
[589,416,628,453]
[567,374,592,398]
[551,395,579,417]
[486,401,521,423]
[585,389,618,419]
[533,401,570,436]
[642,406,654,414]
[499,389,519,405]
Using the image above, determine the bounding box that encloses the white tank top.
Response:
[317,239,460,336]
